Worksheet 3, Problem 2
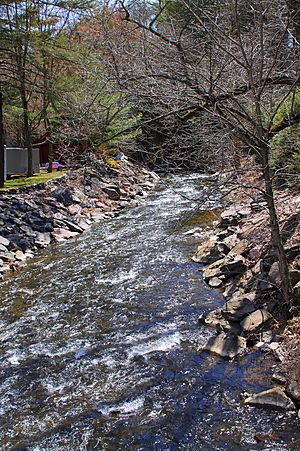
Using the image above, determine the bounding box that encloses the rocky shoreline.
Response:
[0,159,159,279]
[193,191,300,412]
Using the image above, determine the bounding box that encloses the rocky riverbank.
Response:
[0,158,159,279]
[193,189,300,411]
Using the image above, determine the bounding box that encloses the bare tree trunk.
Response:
[20,85,34,177]
[0,91,5,188]
[261,143,292,306]
[47,142,53,173]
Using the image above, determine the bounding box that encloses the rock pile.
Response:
[0,160,159,279]
[194,195,300,409]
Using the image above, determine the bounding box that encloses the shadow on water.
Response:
[0,174,299,450]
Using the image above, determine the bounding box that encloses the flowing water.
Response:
[0,174,299,450]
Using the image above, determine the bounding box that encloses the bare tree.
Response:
[114,0,300,307]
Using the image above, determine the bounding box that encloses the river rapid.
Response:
[0,174,299,450]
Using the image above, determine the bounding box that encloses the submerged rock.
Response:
[200,332,246,358]
[243,387,295,411]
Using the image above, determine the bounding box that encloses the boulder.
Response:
[200,309,241,334]
[201,332,246,358]
[244,387,295,411]
[5,234,31,251]
[51,228,79,242]
[19,225,34,236]
[285,244,300,262]
[228,240,249,257]
[15,250,26,261]
[193,238,230,265]
[223,233,239,249]
[240,309,273,332]
[103,185,121,201]
[35,232,51,247]
[68,204,82,216]
[294,255,300,269]
[0,251,15,262]
[192,236,217,263]
[52,187,74,206]
[222,290,257,321]
[0,235,10,247]
[17,238,32,252]
[208,277,223,288]
[203,254,247,281]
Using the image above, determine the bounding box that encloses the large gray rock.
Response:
[35,232,51,247]
[244,387,295,411]
[222,290,257,321]
[51,228,79,242]
[192,236,217,263]
[201,332,246,358]
[20,225,34,236]
[228,240,249,257]
[240,308,273,332]
[208,277,224,288]
[15,250,26,261]
[219,208,239,228]
[200,309,241,334]
[0,235,10,247]
[0,251,15,262]
[203,254,247,281]
[68,204,82,216]
[52,187,74,206]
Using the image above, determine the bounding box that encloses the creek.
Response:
[0,174,299,450]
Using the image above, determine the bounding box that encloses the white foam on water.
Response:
[44,381,67,394]
[127,331,182,359]
[123,321,179,345]
[98,354,117,368]
[97,395,145,416]
[6,349,25,365]
[96,268,138,286]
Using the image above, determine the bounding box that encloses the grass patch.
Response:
[1,171,64,190]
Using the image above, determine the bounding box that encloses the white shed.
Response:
[4,146,40,179]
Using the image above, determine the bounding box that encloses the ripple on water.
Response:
[0,174,299,450]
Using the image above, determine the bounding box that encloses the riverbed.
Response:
[0,174,299,449]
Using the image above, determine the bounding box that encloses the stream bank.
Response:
[192,187,300,412]
[0,158,159,279]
